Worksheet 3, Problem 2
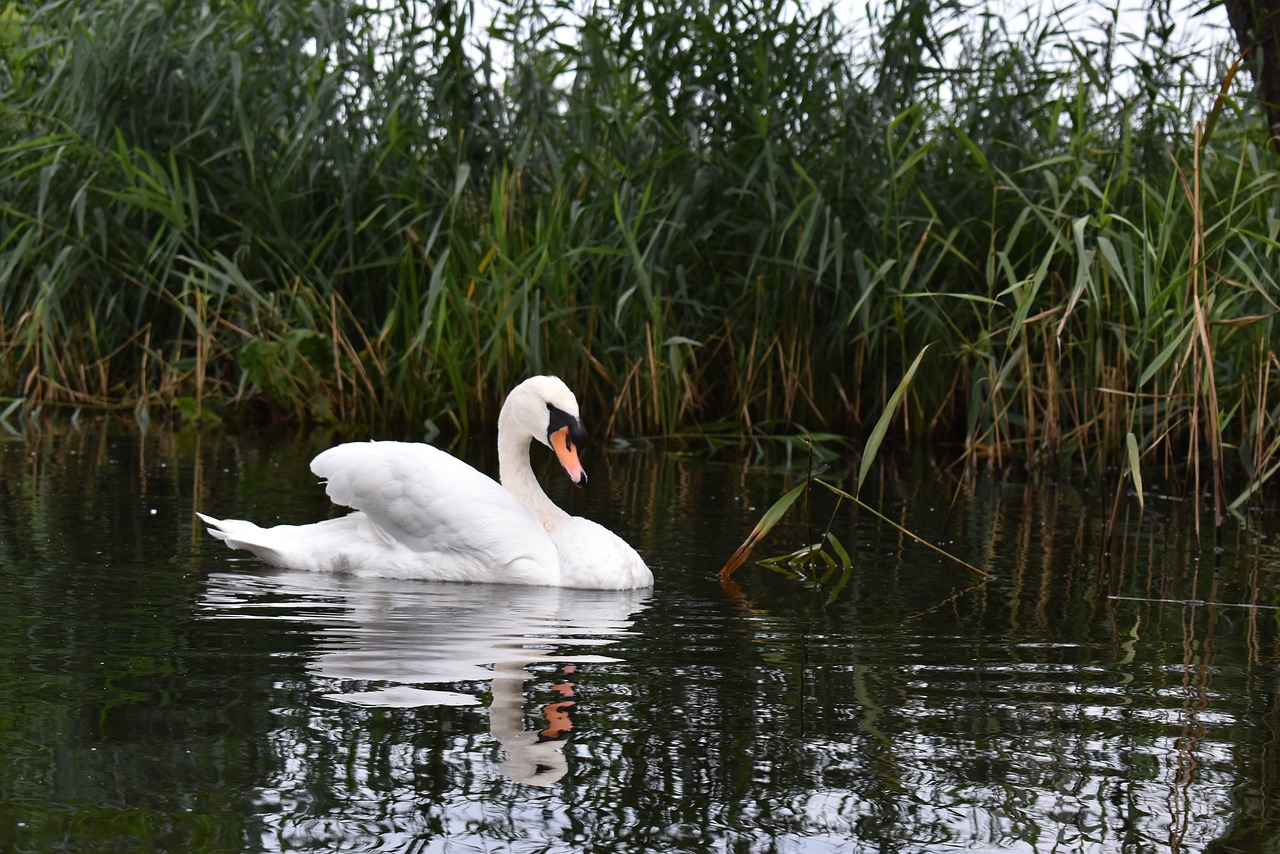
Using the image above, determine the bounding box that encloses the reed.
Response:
[1,0,1277,503]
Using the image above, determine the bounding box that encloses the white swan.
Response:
[198,375,653,589]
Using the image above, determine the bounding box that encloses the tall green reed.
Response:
[1,0,1276,506]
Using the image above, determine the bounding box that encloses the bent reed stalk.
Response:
[1,0,1278,506]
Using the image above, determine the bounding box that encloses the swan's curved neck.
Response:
[498,412,569,527]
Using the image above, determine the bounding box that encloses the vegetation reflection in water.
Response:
[1,425,1280,852]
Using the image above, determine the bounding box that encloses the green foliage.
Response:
[238,330,334,418]
[723,350,988,588]
[1,0,1278,501]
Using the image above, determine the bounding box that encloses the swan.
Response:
[197,375,653,589]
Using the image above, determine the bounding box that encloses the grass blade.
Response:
[857,344,931,498]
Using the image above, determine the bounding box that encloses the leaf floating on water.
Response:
[825,530,852,570]
[816,532,855,605]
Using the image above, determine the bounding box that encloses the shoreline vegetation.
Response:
[2,0,1278,509]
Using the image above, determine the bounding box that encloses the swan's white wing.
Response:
[309,441,560,583]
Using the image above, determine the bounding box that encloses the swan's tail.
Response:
[197,511,391,573]
[197,512,291,566]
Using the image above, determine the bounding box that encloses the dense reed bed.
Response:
[1,0,1277,505]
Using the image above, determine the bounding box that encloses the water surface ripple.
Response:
[1,428,1278,852]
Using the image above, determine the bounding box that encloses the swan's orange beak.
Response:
[550,426,588,485]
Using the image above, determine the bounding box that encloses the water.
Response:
[2,426,1279,852]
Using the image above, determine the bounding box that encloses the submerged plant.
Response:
[721,347,990,595]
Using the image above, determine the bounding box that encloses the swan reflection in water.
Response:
[201,569,649,787]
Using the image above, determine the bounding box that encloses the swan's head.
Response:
[501,376,589,485]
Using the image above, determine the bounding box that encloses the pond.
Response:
[2,425,1279,853]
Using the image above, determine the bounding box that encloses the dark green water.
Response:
[2,426,1279,853]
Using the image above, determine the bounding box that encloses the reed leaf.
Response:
[857,345,930,498]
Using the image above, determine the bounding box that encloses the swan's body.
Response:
[198,376,653,589]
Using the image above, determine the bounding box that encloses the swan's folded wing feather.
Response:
[310,441,551,561]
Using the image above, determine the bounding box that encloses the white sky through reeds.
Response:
[462,0,1237,109]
